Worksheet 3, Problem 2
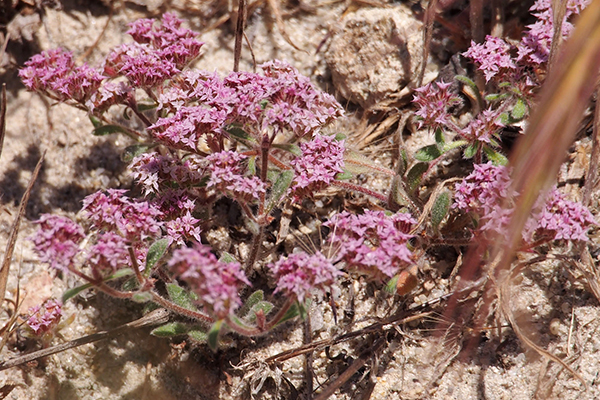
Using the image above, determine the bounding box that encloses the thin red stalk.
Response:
[331,181,388,203]
[150,292,214,324]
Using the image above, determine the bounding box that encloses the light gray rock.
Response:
[326,6,423,108]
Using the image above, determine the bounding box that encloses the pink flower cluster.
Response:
[268,251,341,303]
[290,134,345,198]
[19,48,104,103]
[26,299,63,337]
[31,214,85,273]
[454,163,596,243]
[326,210,416,280]
[518,0,590,65]
[463,35,517,82]
[82,189,163,242]
[168,243,250,319]
[412,81,460,131]
[103,12,203,88]
[152,60,343,152]
[205,151,266,203]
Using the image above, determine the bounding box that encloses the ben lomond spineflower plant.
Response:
[23,12,402,348]
[21,3,596,356]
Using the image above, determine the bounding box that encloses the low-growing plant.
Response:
[19,0,596,372]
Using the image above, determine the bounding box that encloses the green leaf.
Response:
[62,269,133,303]
[208,320,223,352]
[335,171,354,180]
[132,291,153,303]
[166,283,198,311]
[434,127,445,146]
[145,238,169,276]
[398,149,409,176]
[226,125,258,146]
[218,252,238,264]
[483,146,508,165]
[137,100,158,112]
[265,170,294,214]
[334,133,347,141]
[414,145,442,162]
[271,143,301,156]
[188,330,208,343]
[92,124,130,136]
[431,190,451,231]
[499,112,511,125]
[121,144,154,163]
[385,275,400,295]
[443,139,468,152]
[484,93,509,102]
[406,162,428,192]
[151,322,189,337]
[89,114,103,128]
[511,98,528,121]
[274,302,300,326]
[239,290,264,318]
[248,156,257,175]
[455,75,477,89]
[121,276,139,292]
[390,175,411,208]
[343,149,391,175]
[463,144,477,159]
[246,301,275,323]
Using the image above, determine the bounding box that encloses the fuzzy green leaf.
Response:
[62,269,133,303]
[483,146,508,165]
[463,144,477,159]
[384,274,400,295]
[431,190,451,230]
[132,291,153,303]
[434,127,445,146]
[218,252,238,264]
[145,238,169,276]
[121,144,154,163]
[511,98,528,121]
[92,124,129,136]
[406,162,428,192]
[335,171,354,180]
[443,139,468,152]
[226,126,258,144]
[272,143,302,156]
[188,330,208,343]
[414,145,442,162]
[239,290,264,318]
[151,322,189,338]
[89,114,103,128]
[246,301,275,323]
[166,283,198,311]
[266,170,295,214]
[137,100,158,112]
[208,320,223,352]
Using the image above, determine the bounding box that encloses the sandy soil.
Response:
[1,1,600,399]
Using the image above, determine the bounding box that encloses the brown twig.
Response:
[234,0,247,72]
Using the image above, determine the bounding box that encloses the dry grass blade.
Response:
[470,0,484,44]
[0,151,46,312]
[493,0,600,284]
[234,0,247,72]
[548,0,568,72]
[0,84,6,161]
[266,0,304,52]
[582,85,600,205]
[417,0,439,87]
